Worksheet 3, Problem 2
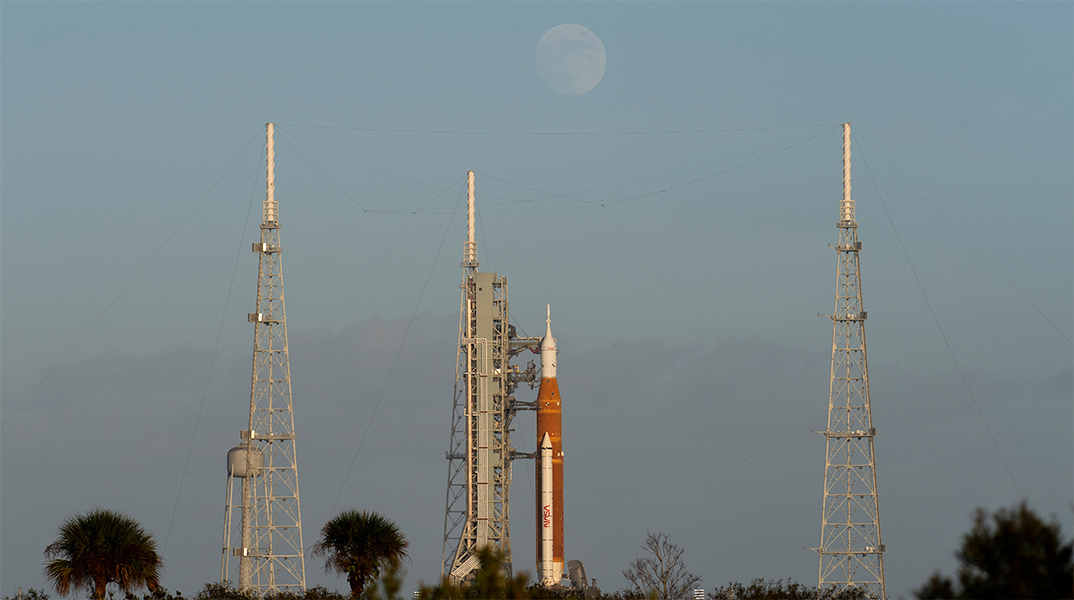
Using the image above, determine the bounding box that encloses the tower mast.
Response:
[813,123,886,598]
[222,123,306,594]
[442,172,536,582]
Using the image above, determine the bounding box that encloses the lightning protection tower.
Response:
[221,123,306,595]
[811,123,886,599]
[441,171,537,583]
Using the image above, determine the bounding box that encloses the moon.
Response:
[535,24,606,96]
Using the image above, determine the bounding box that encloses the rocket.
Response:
[536,305,563,586]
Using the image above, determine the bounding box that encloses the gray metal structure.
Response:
[442,172,537,583]
[811,124,886,598]
[221,123,306,595]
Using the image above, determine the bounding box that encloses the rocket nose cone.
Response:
[541,305,556,352]
[540,432,552,449]
[541,304,558,377]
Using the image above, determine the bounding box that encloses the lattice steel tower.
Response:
[442,172,537,583]
[811,123,886,598]
[221,123,306,594]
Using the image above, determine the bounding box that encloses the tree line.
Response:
[13,501,1071,600]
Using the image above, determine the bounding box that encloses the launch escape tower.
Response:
[442,172,539,583]
[221,123,307,594]
[811,124,886,598]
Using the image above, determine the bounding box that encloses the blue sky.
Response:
[2,2,1071,599]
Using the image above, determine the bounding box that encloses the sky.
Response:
[1,2,1071,599]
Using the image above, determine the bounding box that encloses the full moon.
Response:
[535,24,606,96]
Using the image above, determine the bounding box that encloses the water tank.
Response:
[227,445,262,478]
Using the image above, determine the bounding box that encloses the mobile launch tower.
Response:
[811,123,886,598]
[442,172,539,582]
[221,123,307,594]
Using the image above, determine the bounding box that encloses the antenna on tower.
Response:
[462,170,478,269]
[840,124,854,224]
[221,123,306,595]
[810,123,886,598]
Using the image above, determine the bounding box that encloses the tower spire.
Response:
[462,170,478,269]
[841,123,854,223]
[222,123,306,595]
[812,123,886,598]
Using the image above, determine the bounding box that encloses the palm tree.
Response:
[310,510,409,599]
[43,508,161,600]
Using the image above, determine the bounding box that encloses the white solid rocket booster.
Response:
[539,432,555,585]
